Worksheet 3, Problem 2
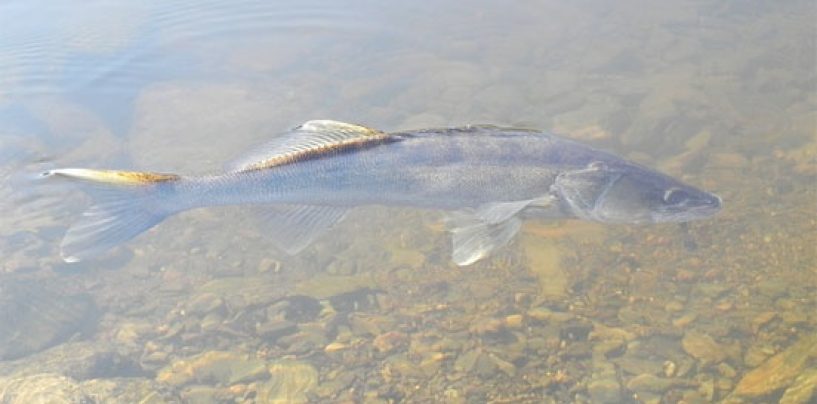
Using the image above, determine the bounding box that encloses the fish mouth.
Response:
[698,193,723,215]
[655,193,722,223]
[686,194,723,220]
[709,194,723,210]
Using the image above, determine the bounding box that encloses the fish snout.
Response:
[708,193,722,210]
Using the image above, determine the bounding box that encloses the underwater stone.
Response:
[185,293,225,316]
[196,276,286,309]
[732,334,817,399]
[256,320,298,342]
[372,331,408,354]
[681,331,725,365]
[560,321,594,341]
[454,349,481,373]
[779,367,817,404]
[588,361,622,404]
[294,273,377,300]
[588,377,622,404]
[257,360,318,403]
[0,282,99,361]
[522,236,568,297]
[0,373,90,404]
[625,373,694,394]
[473,352,498,379]
[157,351,267,387]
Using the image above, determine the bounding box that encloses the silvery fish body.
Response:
[44,120,721,264]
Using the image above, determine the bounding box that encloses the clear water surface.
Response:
[0,0,814,403]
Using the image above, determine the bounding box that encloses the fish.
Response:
[42,120,722,265]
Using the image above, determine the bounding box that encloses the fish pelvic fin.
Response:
[42,168,182,262]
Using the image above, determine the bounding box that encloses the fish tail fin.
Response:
[41,168,184,262]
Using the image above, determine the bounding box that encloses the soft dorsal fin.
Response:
[227,120,391,172]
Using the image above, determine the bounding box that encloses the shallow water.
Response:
[1,0,815,403]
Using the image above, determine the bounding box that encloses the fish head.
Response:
[554,161,722,224]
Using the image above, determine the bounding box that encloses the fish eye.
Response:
[663,188,689,205]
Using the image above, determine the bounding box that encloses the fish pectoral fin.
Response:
[446,199,537,229]
[450,216,522,266]
[226,120,390,172]
[473,197,556,224]
[445,199,542,265]
[474,200,535,224]
[252,204,348,255]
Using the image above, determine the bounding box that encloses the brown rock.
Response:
[681,331,725,365]
[733,335,817,398]
[372,331,408,354]
[504,314,524,329]
[750,311,777,334]
[324,342,348,353]
[780,368,817,404]
[157,351,267,387]
[625,373,695,394]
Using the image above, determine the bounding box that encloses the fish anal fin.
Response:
[227,120,392,172]
[251,204,348,254]
[475,199,547,224]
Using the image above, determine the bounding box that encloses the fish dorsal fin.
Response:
[227,120,391,172]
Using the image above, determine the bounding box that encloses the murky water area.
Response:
[1,0,815,402]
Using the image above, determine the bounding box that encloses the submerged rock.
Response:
[779,367,817,404]
[294,273,377,300]
[372,331,408,354]
[732,334,817,399]
[0,282,99,360]
[0,341,145,381]
[80,377,176,403]
[257,360,318,403]
[588,361,623,404]
[521,235,568,297]
[625,373,695,394]
[681,331,725,365]
[196,277,287,309]
[0,373,90,404]
[588,376,622,404]
[157,351,267,387]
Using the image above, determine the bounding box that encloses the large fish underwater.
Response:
[43,120,721,265]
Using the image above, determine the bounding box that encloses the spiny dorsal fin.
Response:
[227,120,391,173]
